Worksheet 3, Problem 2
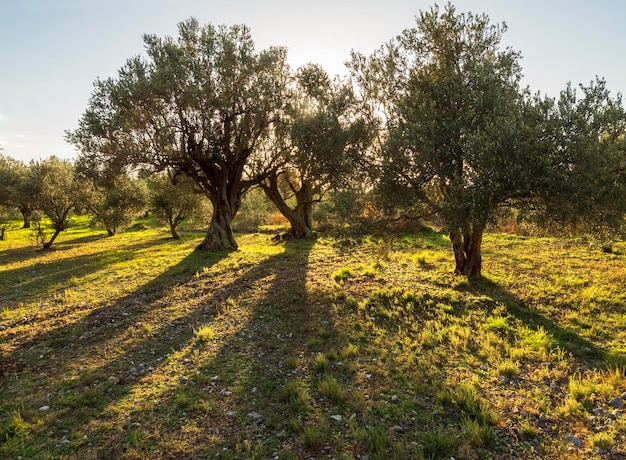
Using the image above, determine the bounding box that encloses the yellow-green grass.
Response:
[1,220,625,459]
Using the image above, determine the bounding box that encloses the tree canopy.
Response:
[67,18,291,251]
[351,3,626,277]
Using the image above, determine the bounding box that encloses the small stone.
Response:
[549,382,559,390]
[593,408,606,416]
[39,406,50,411]
[226,411,237,417]
[60,439,70,445]
[390,395,399,403]
[330,415,342,422]
[392,425,403,432]
[541,362,552,368]
[108,376,120,385]
[247,412,262,420]
[129,367,138,374]
[608,397,623,409]
[567,434,582,448]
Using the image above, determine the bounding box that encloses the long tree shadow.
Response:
[111,238,325,458]
[1,237,323,458]
[461,276,625,367]
[41,237,332,458]
[0,238,171,303]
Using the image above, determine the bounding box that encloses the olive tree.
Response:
[0,154,37,228]
[254,64,372,238]
[29,157,87,249]
[85,175,147,236]
[147,171,209,239]
[67,19,290,251]
[354,3,626,278]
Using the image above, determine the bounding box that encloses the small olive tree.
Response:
[147,172,209,239]
[0,154,37,228]
[29,157,87,248]
[85,175,147,236]
[254,64,373,238]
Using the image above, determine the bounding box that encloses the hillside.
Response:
[1,221,625,459]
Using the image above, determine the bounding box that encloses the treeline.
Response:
[3,4,626,277]
[0,154,210,246]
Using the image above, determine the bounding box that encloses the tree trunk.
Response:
[170,223,180,240]
[295,181,314,232]
[260,177,315,239]
[196,201,238,251]
[43,229,62,249]
[450,227,483,278]
[21,209,31,229]
[107,228,115,237]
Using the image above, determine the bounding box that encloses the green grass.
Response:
[1,218,626,458]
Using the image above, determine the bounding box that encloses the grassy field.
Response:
[1,217,625,459]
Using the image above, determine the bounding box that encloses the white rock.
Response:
[39,406,50,411]
[330,415,342,422]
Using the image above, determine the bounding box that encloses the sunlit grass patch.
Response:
[0,409,31,442]
[193,323,217,343]
[522,326,557,354]
[332,267,353,282]
[318,375,346,404]
[452,383,498,426]
[592,431,614,450]
[496,358,520,378]
[461,417,494,447]
[311,352,330,373]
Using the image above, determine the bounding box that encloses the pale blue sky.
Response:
[1,0,625,162]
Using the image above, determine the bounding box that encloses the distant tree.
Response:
[0,155,37,228]
[353,3,626,278]
[29,156,86,248]
[67,18,290,251]
[147,171,208,239]
[254,64,373,238]
[0,205,11,240]
[85,175,147,236]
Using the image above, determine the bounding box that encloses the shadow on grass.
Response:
[461,276,626,368]
[0,238,172,303]
[99,238,329,458]
[0,237,331,458]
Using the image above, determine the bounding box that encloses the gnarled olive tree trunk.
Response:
[20,206,32,229]
[260,174,315,239]
[295,181,314,233]
[196,199,239,251]
[450,227,483,278]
